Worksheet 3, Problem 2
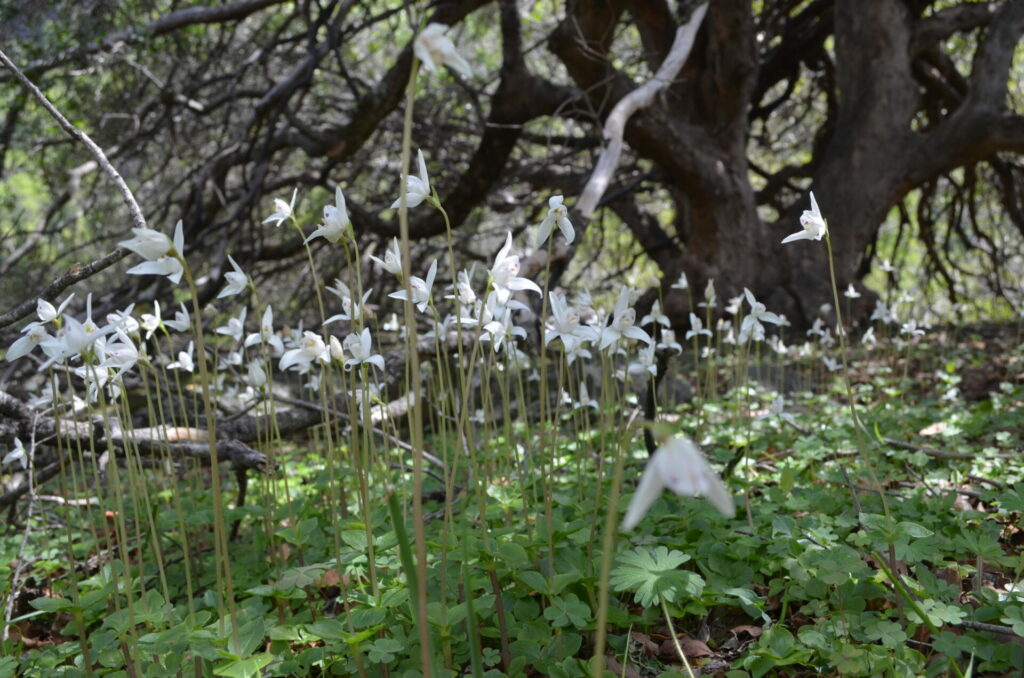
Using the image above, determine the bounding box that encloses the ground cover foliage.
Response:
[0,171,1023,676]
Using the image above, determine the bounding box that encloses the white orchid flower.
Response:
[216,307,247,343]
[165,303,191,333]
[599,287,652,352]
[279,331,328,372]
[782,191,827,244]
[6,322,51,362]
[670,272,689,291]
[627,343,658,378]
[370,237,404,278]
[168,341,194,373]
[389,259,437,313]
[698,279,716,309]
[218,255,248,299]
[391,149,432,210]
[343,328,385,372]
[739,288,783,343]
[36,294,74,324]
[307,186,350,243]
[244,305,285,355]
[622,435,734,530]
[657,329,683,354]
[122,220,185,285]
[685,313,711,341]
[490,232,542,300]
[414,23,473,79]
[325,280,372,325]
[640,299,671,328]
[100,329,141,379]
[546,291,598,354]
[3,437,26,470]
[536,195,574,246]
[263,189,297,227]
[843,283,861,299]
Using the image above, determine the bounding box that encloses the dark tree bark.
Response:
[1,0,1023,335]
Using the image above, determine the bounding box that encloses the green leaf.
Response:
[213,653,273,678]
[542,594,590,629]
[609,546,701,608]
[29,596,73,613]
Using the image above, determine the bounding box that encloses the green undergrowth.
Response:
[2,330,1024,678]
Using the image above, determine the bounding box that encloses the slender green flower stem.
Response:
[660,596,698,678]
[870,551,966,678]
[180,260,241,653]
[590,405,629,678]
[396,56,433,676]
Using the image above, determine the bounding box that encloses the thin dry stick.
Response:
[576,3,709,218]
[0,48,145,328]
[0,48,147,232]
[3,417,39,642]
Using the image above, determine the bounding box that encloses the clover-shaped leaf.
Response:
[609,546,703,608]
[543,593,590,629]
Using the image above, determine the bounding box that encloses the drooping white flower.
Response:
[307,186,350,244]
[536,195,574,246]
[414,23,473,79]
[279,331,328,372]
[391,149,432,210]
[343,328,385,371]
[599,287,652,352]
[218,255,249,299]
[739,288,783,343]
[782,191,827,244]
[622,435,734,530]
[370,238,404,278]
[389,259,437,313]
[640,299,670,328]
[490,232,542,300]
[263,189,297,227]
